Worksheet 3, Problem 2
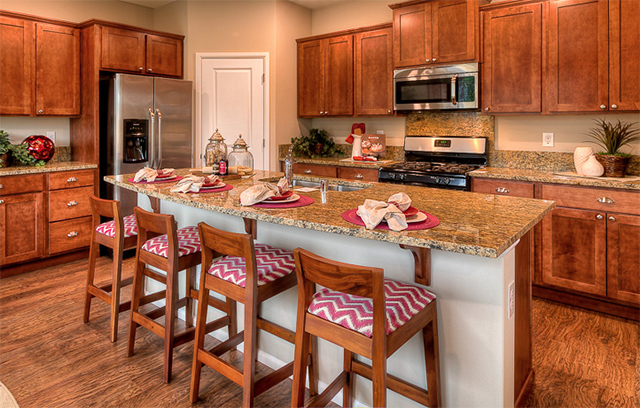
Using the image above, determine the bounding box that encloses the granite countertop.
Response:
[469,167,640,191]
[105,169,554,258]
[0,162,97,176]
[279,156,398,169]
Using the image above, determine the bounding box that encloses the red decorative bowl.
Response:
[23,135,55,162]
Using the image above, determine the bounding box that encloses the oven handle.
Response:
[451,74,458,106]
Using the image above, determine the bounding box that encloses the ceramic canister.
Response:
[573,146,593,176]
[581,155,605,177]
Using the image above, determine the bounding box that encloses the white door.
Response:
[196,53,268,171]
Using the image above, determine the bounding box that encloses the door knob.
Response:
[600,104,606,109]
[38,109,43,114]
[608,216,616,221]
[425,58,431,63]
[147,68,152,73]
[432,58,437,62]
[596,214,604,220]
[611,104,618,109]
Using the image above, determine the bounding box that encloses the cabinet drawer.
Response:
[48,170,94,190]
[541,184,640,215]
[49,186,93,221]
[471,178,534,198]
[48,216,92,254]
[0,174,45,195]
[292,163,338,178]
[337,167,379,182]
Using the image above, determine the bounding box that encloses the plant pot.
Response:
[0,152,11,168]
[594,154,630,177]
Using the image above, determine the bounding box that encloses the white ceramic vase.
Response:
[581,155,604,177]
[573,146,594,176]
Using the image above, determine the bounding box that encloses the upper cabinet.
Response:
[297,34,354,117]
[608,0,640,111]
[355,27,394,116]
[391,0,477,69]
[100,25,183,78]
[0,13,80,116]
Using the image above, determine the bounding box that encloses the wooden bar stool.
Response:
[190,222,317,408]
[291,248,441,408]
[83,195,138,342]
[127,206,205,383]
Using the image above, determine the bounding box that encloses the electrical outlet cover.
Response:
[542,132,554,147]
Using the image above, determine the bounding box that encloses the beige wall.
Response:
[310,0,392,35]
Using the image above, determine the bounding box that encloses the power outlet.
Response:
[542,132,554,147]
[46,131,56,143]
[507,281,515,319]
[377,130,384,134]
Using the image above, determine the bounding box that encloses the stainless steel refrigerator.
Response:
[102,73,193,215]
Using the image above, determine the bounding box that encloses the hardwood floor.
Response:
[0,256,637,408]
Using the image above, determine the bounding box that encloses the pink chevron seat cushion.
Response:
[207,244,295,288]
[308,279,436,337]
[95,214,138,238]
[141,225,201,258]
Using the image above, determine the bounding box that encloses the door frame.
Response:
[195,52,270,170]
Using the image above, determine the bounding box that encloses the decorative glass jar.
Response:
[227,134,254,174]
[204,129,228,167]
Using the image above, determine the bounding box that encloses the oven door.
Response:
[393,68,478,111]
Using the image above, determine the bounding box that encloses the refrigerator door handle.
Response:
[148,107,156,168]
[156,108,163,168]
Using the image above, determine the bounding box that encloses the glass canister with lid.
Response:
[227,134,254,176]
[204,129,228,174]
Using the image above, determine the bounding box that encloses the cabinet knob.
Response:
[0,199,4,204]
[495,187,510,194]
[354,173,364,179]
[600,104,606,109]
[484,107,490,111]
[432,58,437,62]
[67,200,78,207]
[608,216,616,221]
[139,67,144,71]
[387,109,392,114]
[596,214,604,220]
[425,58,431,63]
[304,169,312,174]
[596,196,615,204]
[147,68,152,73]
[0,184,3,189]
[67,177,78,183]
[67,231,79,238]
[38,109,43,114]
[611,104,618,109]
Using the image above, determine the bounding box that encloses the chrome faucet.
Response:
[284,144,294,186]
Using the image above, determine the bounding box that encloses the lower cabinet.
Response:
[288,162,379,182]
[607,213,640,304]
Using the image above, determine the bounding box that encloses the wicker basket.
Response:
[594,155,630,177]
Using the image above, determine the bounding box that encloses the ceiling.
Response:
[119,0,348,10]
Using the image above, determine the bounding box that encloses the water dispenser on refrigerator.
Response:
[123,119,148,163]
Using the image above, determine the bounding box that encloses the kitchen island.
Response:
[106,170,554,408]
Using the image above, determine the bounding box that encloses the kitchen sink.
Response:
[291,179,368,192]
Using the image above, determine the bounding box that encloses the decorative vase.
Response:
[581,155,604,177]
[573,146,593,176]
[594,155,630,178]
[22,135,55,162]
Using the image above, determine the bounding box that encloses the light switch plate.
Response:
[46,131,56,143]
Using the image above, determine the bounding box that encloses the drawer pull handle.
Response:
[596,197,615,204]
[304,169,312,174]
[495,187,510,194]
[596,214,604,220]
[67,231,79,238]
[67,200,78,207]
[67,177,78,183]
[608,216,616,222]
[354,173,364,179]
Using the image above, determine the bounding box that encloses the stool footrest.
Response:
[174,327,197,347]
[307,371,348,408]
[352,360,431,407]
[254,361,294,396]
[143,267,167,284]
[87,285,111,303]
[209,331,244,356]
[132,311,165,337]
[197,348,243,386]
[256,317,295,344]
[140,290,166,305]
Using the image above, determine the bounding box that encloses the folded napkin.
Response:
[357,199,407,231]
[240,177,291,206]
[133,167,175,182]
[387,192,412,212]
[170,174,205,193]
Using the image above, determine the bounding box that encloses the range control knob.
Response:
[399,173,406,180]
[390,173,396,179]
[442,177,451,185]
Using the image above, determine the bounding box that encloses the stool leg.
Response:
[372,338,387,408]
[185,266,197,328]
[163,267,179,383]
[190,283,210,403]
[291,323,310,407]
[343,349,353,408]
[424,312,441,408]
[127,258,145,357]
[83,238,100,324]
[109,241,124,342]
[242,296,258,408]
[308,335,318,396]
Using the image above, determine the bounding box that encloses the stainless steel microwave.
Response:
[393,63,479,111]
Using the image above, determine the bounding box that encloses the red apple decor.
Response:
[23,135,55,162]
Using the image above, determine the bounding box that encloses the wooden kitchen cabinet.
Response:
[608,0,640,111]
[292,163,338,178]
[297,34,354,117]
[471,178,535,198]
[355,26,394,116]
[337,166,379,182]
[100,26,183,77]
[0,12,80,116]
[606,213,640,304]
[0,174,45,266]
[481,2,542,113]
[391,0,477,69]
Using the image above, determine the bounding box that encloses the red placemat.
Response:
[186,184,233,193]
[127,176,183,184]
[341,209,439,230]
[249,195,314,208]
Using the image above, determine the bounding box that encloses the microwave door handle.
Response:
[148,108,156,168]
[451,74,458,105]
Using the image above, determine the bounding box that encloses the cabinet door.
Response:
[546,0,608,112]
[471,178,534,198]
[541,207,607,296]
[432,0,476,64]
[146,34,183,77]
[297,40,324,117]
[35,23,80,116]
[292,163,337,178]
[0,192,44,266]
[607,213,640,305]
[609,0,640,111]
[393,2,430,68]
[324,35,354,116]
[0,16,34,115]
[355,28,393,116]
[101,26,145,73]
[481,3,542,113]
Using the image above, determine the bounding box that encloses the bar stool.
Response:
[190,222,317,408]
[291,248,441,408]
[83,195,138,342]
[127,206,205,383]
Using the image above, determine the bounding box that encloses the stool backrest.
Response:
[198,222,256,278]
[134,206,178,253]
[90,195,123,229]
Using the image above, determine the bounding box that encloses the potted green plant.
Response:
[0,130,11,168]
[291,128,341,158]
[9,143,46,167]
[586,118,640,177]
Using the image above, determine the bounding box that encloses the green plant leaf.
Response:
[586,118,640,155]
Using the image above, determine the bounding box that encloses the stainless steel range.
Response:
[378,136,487,190]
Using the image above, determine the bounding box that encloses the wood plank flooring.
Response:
[0,257,638,407]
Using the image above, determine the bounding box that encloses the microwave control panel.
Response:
[457,76,476,103]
